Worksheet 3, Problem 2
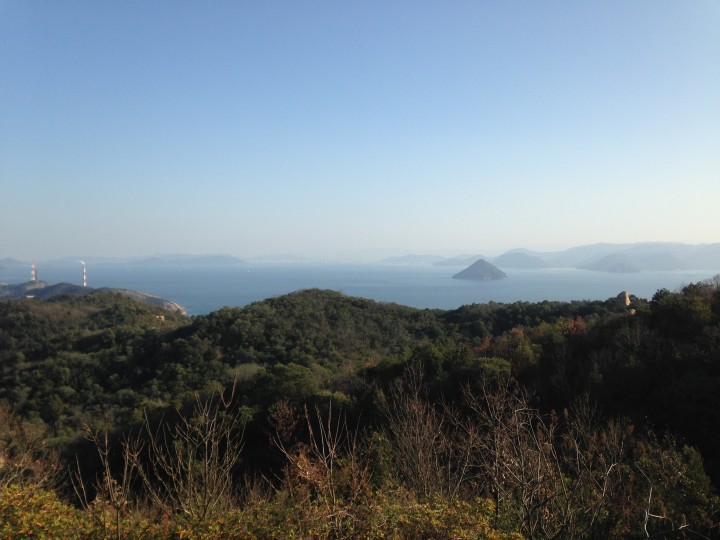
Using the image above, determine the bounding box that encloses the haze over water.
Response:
[1,263,714,316]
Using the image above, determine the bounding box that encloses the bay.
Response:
[2,263,717,316]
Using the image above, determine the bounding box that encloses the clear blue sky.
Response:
[1,1,718,261]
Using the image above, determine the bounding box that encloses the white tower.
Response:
[80,261,87,287]
[31,262,37,282]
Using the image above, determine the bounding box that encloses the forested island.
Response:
[1,281,719,538]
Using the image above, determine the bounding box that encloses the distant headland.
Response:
[0,280,187,315]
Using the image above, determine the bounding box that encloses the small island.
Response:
[452,259,507,281]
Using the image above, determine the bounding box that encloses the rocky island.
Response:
[452,259,507,281]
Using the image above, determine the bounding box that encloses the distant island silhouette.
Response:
[452,259,507,281]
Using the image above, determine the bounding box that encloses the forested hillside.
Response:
[1,283,719,538]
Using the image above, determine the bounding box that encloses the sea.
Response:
[1,263,717,316]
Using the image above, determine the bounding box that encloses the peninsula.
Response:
[0,280,187,315]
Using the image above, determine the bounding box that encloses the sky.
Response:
[1,1,719,261]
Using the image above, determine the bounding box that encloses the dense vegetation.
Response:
[1,281,719,538]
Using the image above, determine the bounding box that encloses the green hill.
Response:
[1,283,719,538]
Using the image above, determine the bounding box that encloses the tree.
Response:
[650,288,712,339]
[131,390,245,524]
[0,402,59,489]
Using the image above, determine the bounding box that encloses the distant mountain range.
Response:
[0,257,25,270]
[0,254,245,269]
[432,254,487,267]
[396,243,720,273]
[546,243,720,272]
[381,254,447,265]
[3,243,719,274]
[492,251,549,269]
[128,254,245,266]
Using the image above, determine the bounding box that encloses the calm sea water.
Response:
[1,263,717,316]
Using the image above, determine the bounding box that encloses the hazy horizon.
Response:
[2,2,718,261]
[3,240,720,268]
